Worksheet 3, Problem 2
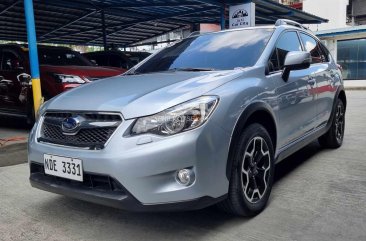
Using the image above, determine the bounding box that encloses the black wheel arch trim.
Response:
[226,101,277,180]
[328,86,346,127]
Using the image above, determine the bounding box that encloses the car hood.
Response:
[46,70,244,119]
[40,65,124,78]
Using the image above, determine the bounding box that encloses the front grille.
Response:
[30,163,125,194]
[38,112,122,149]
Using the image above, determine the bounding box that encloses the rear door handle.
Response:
[308,77,316,86]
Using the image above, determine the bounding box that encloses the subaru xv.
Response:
[28,20,346,216]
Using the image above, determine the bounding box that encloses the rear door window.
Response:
[299,33,324,64]
[268,31,303,72]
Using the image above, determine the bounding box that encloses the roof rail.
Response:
[275,19,309,30]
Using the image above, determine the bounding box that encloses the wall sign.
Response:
[229,3,256,29]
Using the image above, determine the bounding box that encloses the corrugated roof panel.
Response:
[0,0,327,46]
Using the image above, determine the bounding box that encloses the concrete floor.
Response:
[0,117,29,167]
[0,91,366,241]
[0,117,30,139]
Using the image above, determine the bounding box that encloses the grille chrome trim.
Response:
[38,111,123,150]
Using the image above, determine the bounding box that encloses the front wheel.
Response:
[319,98,345,149]
[218,123,275,216]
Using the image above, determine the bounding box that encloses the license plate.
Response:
[44,154,83,182]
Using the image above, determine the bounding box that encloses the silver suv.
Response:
[28,20,346,216]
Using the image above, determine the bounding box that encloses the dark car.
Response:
[83,50,133,70]
[123,51,151,65]
[0,45,124,123]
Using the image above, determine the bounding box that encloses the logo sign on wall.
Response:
[229,3,256,29]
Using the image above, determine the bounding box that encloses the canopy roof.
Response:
[0,0,328,47]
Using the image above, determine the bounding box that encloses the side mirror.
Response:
[17,73,31,85]
[282,51,311,81]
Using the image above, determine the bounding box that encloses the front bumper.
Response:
[29,163,226,211]
[28,116,231,210]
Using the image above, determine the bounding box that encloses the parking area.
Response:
[0,91,365,241]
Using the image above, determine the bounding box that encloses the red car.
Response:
[0,45,125,123]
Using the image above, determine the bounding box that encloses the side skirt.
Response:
[275,123,328,163]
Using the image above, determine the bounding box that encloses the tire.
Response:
[218,123,275,217]
[318,98,345,149]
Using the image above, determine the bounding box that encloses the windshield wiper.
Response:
[170,67,216,72]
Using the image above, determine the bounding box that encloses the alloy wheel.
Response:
[335,103,345,143]
[241,137,271,204]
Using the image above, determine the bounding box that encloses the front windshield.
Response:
[135,28,273,74]
[38,49,93,66]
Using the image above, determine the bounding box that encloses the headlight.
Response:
[131,96,219,136]
[53,74,86,84]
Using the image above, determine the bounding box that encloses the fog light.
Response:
[176,169,195,186]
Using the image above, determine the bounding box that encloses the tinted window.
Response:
[269,31,302,72]
[1,51,22,70]
[110,54,129,69]
[319,42,330,62]
[38,49,93,66]
[299,33,324,64]
[135,29,273,73]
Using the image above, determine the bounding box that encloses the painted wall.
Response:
[200,24,221,32]
[302,0,349,31]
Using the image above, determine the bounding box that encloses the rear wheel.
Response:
[218,123,275,216]
[319,98,345,148]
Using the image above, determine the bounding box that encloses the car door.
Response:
[0,48,28,114]
[299,32,335,127]
[268,31,317,148]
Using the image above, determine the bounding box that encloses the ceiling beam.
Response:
[89,7,218,42]
[192,0,222,7]
[105,2,207,8]
[0,0,21,16]
[42,6,217,42]
[39,10,100,38]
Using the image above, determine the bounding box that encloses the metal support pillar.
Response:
[220,4,226,30]
[101,10,107,50]
[24,0,42,117]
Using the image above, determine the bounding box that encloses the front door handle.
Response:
[308,77,316,86]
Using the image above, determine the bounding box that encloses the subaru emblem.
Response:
[62,116,81,133]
